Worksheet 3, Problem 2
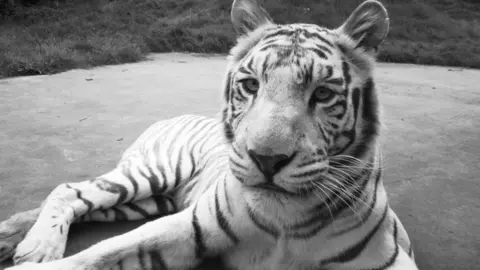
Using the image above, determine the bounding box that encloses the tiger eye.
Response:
[313,86,335,102]
[240,79,260,94]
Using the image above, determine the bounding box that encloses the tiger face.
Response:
[223,0,388,196]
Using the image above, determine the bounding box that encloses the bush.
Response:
[0,0,479,78]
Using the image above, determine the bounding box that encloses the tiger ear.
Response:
[231,0,274,36]
[337,0,389,51]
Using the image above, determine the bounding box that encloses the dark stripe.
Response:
[192,204,207,258]
[184,118,210,147]
[236,86,248,101]
[262,29,294,41]
[229,157,248,171]
[125,202,150,218]
[66,184,93,213]
[231,145,243,158]
[315,44,333,55]
[13,250,43,262]
[408,244,414,258]
[101,209,109,219]
[149,250,168,270]
[223,72,232,102]
[342,60,351,87]
[310,48,327,59]
[112,208,128,221]
[325,100,347,119]
[351,87,361,123]
[261,54,271,82]
[325,65,333,79]
[59,224,63,235]
[320,204,389,265]
[116,260,124,270]
[94,178,128,205]
[325,78,344,86]
[165,116,197,158]
[259,38,280,48]
[143,165,164,195]
[350,79,379,159]
[188,151,196,179]
[291,168,325,178]
[123,167,139,199]
[214,183,239,244]
[369,220,399,270]
[223,120,234,142]
[246,204,279,238]
[331,167,382,236]
[304,60,314,86]
[259,43,281,52]
[361,78,379,125]
[174,146,184,188]
[246,57,255,73]
[138,247,148,270]
[223,176,233,214]
[152,195,169,214]
[318,122,329,142]
[330,122,339,129]
[302,30,334,47]
[238,66,250,75]
[188,120,217,160]
[232,172,245,183]
[297,157,326,167]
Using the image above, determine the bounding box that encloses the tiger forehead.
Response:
[262,24,336,43]
[231,23,345,87]
[236,25,342,86]
[258,24,338,53]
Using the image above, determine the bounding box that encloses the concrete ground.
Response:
[0,53,478,270]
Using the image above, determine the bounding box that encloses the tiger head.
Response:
[222,0,388,195]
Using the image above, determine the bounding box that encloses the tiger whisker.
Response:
[326,166,363,190]
[312,180,363,221]
[308,180,339,230]
[330,154,380,167]
[322,176,374,213]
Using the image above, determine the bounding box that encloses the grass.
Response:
[0,0,479,78]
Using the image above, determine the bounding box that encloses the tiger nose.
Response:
[247,150,295,178]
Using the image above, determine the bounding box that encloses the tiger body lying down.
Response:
[0,0,418,269]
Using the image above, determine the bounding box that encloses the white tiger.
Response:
[0,0,418,269]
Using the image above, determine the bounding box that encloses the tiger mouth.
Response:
[250,182,303,196]
[252,183,285,192]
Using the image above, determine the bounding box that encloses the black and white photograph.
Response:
[0,0,478,269]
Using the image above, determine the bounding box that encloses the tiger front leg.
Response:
[0,196,175,263]
[7,192,238,270]
[11,160,167,265]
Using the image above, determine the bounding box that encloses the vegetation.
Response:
[1,0,479,78]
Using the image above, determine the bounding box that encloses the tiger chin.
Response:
[1,0,418,269]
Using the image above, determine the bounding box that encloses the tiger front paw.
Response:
[12,215,69,264]
[0,209,40,262]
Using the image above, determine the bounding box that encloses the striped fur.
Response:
[1,1,418,270]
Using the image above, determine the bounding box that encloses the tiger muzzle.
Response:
[247,150,296,180]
